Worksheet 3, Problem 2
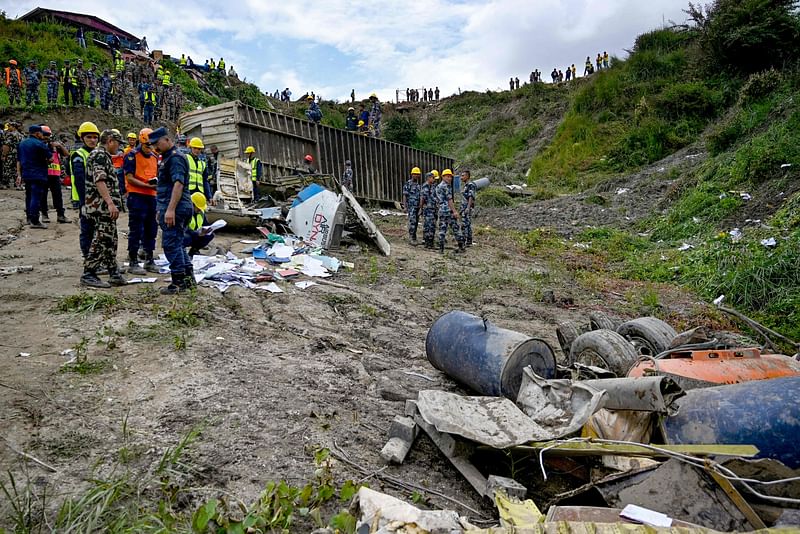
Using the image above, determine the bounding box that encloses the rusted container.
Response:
[425,311,556,399]
[627,347,800,388]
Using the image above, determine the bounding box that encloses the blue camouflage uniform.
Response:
[157,144,193,278]
[71,143,95,256]
[43,65,59,104]
[99,73,112,111]
[460,180,477,246]
[22,65,41,106]
[436,180,464,252]
[420,178,437,248]
[403,177,421,243]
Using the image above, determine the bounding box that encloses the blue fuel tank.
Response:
[425,311,556,399]
[663,376,800,468]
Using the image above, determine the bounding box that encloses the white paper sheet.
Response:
[203,219,227,233]
[295,281,318,290]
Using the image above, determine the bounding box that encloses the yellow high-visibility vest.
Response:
[187,155,207,193]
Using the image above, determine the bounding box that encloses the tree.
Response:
[383,115,418,146]
[687,0,800,75]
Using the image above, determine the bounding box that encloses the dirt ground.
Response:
[0,187,712,528]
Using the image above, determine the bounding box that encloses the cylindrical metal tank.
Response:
[473,177,490,190]
[425,311,556,399]
[663,376,800,468]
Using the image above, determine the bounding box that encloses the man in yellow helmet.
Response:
[184,192,215,257]
[435,169,465,254]
[402,166,422,245]
[72,121,101,257]
[244,145,262,201]
[124,132,137,154]
[187,137,212,201]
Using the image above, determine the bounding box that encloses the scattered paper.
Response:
[268,243,296,258]
[615,187,630,195]
[729,228,743,242]
[18,352,30,358]
[678,243,694,251]
[240,239,260,244]
[215,337,225,340]
[620,504,672,528]
[781,163,792,168]
[203,219,227,233]
[257,282,283,293]
[760,237,777,247]
[713,295,725,306]
[295,281,318,290]
[127,277,158,284]
[739,192,752,201]
[573,242,590,249]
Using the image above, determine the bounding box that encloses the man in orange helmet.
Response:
[123,127,160,274]
[5,59,23,107]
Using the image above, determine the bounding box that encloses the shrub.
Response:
[383,115,418,146]
[477,188,514,207]
[655,82,723,120]
[634,28,696,53]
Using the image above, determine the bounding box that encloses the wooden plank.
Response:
[413,413,489,499]
[706,467,767,530]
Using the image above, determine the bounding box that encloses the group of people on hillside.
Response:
[10,118,222,295]
[342,94,383,137]
[405,87,439,102]
[177,54,237,78]
[402,167,476,254]
[511,51,611,90]
[3,54,184,125]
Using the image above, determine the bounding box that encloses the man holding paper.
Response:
[184,192,219,257]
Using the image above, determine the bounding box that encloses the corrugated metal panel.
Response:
[179,101,454,203]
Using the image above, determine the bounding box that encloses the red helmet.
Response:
[304,154,313,162]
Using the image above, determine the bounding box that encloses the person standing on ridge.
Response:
[402,167,422,245]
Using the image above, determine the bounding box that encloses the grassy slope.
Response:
[523,28,800,341]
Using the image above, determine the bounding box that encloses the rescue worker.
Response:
[345,107,357,131]
[71,121,101,257]
[206,145,219,188]
[16,125,52,228]
[187,137,212,201]
[124,132,137,154]
[571,64,577,79]
[23,60,41,106]
[179,54,187,68]
[75,59,87,105]
[61,59,76,106]
[341,160,353,190]
[5,59,23,107]
[40,125,70,224]
[209,58,215,71]
[302,154,316,174]
[99,69,112,111]
[217,58,225,72]
[402,166,422,245]
[114,50,125,74]
[149,127,195,294]
[81,129,126,288]
[419,171,437,249]
[596,53,603,71]
[436,169,465,254]
[1,121,24,188]
[175,134,190,155]
[87,64,98,107]
[584,56,592,76]
[245,146,262,201]
[357,119,367,134]
[603,51,609,69]
[460,169,476,246]
[368,93,382,137]
[44,61,59,105]
[305,94,322,124]
[143,83,156,125]
[358,103,369,127]
[123,127,160,275]
[184,192,215,257]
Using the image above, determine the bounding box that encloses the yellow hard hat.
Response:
[189,137,205,149]
[442,169,453,176]
[370,92,377,98]
[244,146,255,154]
[431,170,439,178]
[126,132,137,139]
[191,192,207,212]
[411,166,421,175]
[77,121,100,136]
[357,120,365,126]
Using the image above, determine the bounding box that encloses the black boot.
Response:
[182,266,197,289]
[160,272,184,295]
[81,271,111,288]
[128,253,146,275]
[438,242,444,254]
[108,266,128,286]
[143,251,159,273]
[456,243,466,254]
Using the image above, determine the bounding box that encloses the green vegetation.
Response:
[477,188,514,207]
[56,293,118,314]
[2,429,362,533]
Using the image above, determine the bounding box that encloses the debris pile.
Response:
[366,311,800,532]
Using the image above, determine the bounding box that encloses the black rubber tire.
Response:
[570,329,640,376]
[616,316,679,357]
[589,311,618,331]
[556,320,589,356]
